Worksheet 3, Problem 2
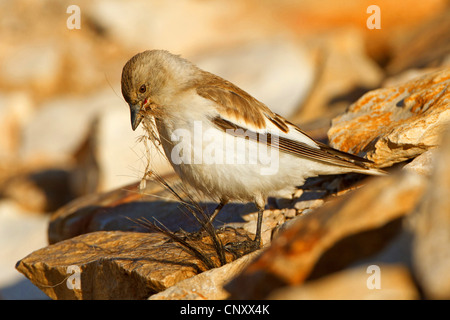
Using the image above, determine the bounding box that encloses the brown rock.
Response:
[266,0,447,64]
[0,168,74,213]
[409,127,450,299]
[328,68,450,167]
[1,42,63,97]
[402,149,437,176]
[0,92,34,162]
[225,170,426,299]
[291,28,384,124]
[149,250,260,300]
[0,119,100,213]
[387,9,450,75]
[267,264,419,300]
[16,229,251,300]
[194,38,315,119]
[243,209,286,247]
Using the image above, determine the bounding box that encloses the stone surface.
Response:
[16,229,251,300]
[267,264,419,300]
[328,68,450,167]
[387,8,450,75]
[402,149,437,176]
[18,87,172,192]
[0,92,34,162]
[242,209,286,247]
[195,38,314,118]
[149,250,260,300]
[409,127,450,299]
[264,0,448,65]
[19,91,108,164]
[95,95,173,191]
[0,200,49,300]
[1,42,62,89]
[291,28,384,123]
[226,170,427,299]
[0,168,75,213]
[86,0,289,55]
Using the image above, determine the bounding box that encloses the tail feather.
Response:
[352,166,388,176]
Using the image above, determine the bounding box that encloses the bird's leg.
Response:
[209,200,228,223]
[253,206,264,247]
[253,197,266,248]
[221,198,266,257]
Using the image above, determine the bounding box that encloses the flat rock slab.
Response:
[149,250,261,300]
[328,68,450,167]
[16,229,251,300]
[267,264,419,300]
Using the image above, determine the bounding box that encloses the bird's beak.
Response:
[129,103,143,131]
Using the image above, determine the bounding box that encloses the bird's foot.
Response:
[225,238,261,257]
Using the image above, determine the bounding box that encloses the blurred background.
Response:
[0,0,449,299]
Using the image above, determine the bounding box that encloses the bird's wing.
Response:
[197,81,378,171]
[196,77,271,130]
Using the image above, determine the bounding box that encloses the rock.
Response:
[409,127,450,299]
[382,68,440,88]
[94,94,173,191]
[282,208,297,219]
[18,87,172,191]
[387,8,450,75]
[0,200,49,299]
[242,210,285,247]
[194,38,315,118]
[276,189,327,211]
[69,117,101,198]
[149,250,260,300]
[16,229,252,300]
[0,168,74,213]
[0,42,62,97]
[291,28,384,123]
[225,170,426,299]
[328,68,450,167]
[0,92,34,162]
[264,0,448,65]
[402,149,437,176]
[19,90,110,165]
[293,198,324,212]
[267,264,419,300]
[0,117,101,213]
[87,0,283,54]
[0,0,125,99]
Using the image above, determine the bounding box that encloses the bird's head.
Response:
[121,49,197,130]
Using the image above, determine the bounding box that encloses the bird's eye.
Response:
[139,84,146,93]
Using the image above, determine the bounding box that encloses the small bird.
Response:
[121,49,385,247]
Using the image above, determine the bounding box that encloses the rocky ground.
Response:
[1,0,450,300]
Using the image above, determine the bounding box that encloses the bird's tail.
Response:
[354,166,388,176]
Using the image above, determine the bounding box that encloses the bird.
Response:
[121,49,386,247]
